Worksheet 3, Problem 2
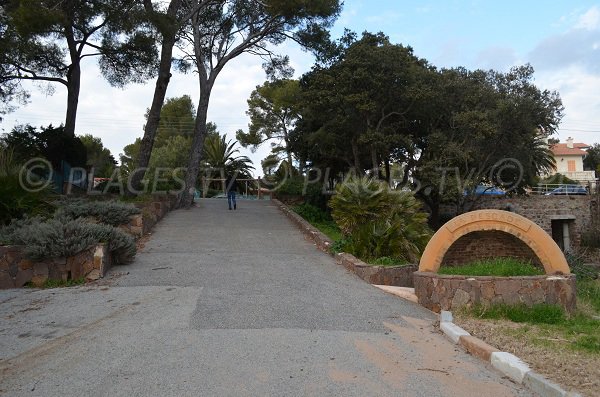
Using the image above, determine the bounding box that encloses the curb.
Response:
[439,311,582,396]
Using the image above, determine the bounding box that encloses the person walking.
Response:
[225,173,238,210]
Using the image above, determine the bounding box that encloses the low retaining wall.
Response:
[1,194,180,289]
[0,244,111,288]
[273,199,416,288]
[337,253,417,287]
[122,194,180,237]
[413,272,577,313]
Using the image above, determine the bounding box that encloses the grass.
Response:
[291,203,342,241]
[25,278,86,289]
[368,256,409,267]
[462,279,600,354]
[438,257,545,277]
[312,221,343,241]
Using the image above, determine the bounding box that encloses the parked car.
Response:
[545,185,588,195]
[464,185,506,196]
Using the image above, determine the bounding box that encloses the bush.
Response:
[329,176,431,262]
[274,176,304,196]
[0,215,136,265]
[0,148,55,225]
[292,203,330,223]
[55,198,140,226]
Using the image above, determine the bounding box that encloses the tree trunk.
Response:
[64,24,80,137]
[370,145,378,178]
[384,157,391,185]
[130,0,182,193]
[64,64,80,137]
[179,87,211,208]
[351,139,362,174]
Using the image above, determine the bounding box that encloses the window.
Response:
[567,160,576,172]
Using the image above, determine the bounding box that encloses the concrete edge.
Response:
[439,321,470,344]
[441,311,581,396]
[372,285,418,303]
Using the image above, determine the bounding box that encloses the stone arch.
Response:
[419,210,570,275]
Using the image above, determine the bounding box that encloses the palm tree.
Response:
[201,134,255,191]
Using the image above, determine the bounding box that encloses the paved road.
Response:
[0,199,534,396]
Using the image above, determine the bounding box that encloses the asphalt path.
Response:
[0,199,534,396]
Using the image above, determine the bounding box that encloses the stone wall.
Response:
[1,194,179,289]
[121,194,180,237]
[0,244,110,288]
[442,231,542,266]
[469,195,592,248]
[413,272,576,313]
[336,253,417,287]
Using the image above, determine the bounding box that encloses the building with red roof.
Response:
[549,137,595,182]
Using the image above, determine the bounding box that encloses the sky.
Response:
[2,0,600,176]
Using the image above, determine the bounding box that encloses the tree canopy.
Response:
[176,0,343,207]
[79,134,116,177]
[237,79,301,168]
[0,0,158,135]
[286,32,563,227]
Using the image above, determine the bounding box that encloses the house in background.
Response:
[549,137,595,183]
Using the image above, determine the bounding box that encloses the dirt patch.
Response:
[455,315,599,397]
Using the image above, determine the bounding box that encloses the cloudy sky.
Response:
[2,0,600,175]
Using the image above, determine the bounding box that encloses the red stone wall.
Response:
[413,272,576,313]
[442,231,542,266]
[0,244,110,289]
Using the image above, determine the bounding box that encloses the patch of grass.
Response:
[313,221,343,241]
[368,256,409,267]
[462,281,600,354]
[25,277,86,289]
[439,257,545,277]
[291,203,342,242]
[470,303,565,324]
[577,279,600,312]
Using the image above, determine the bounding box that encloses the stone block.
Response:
[0,257,9,271]
[523,371,569,397]
[451,289,471,308]
[0,271,15,289]
[33,262,49,276]
[18,259,33,271]
[490,352,531,383]
[30,274,48,287]
[440,322,470,344]
[14,268,33,287]
[440,310,453,323]
[458,335,498,362]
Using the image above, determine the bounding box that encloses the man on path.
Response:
[225,173,238,210]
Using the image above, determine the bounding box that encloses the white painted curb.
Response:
[440,311,580,395]
[490,352,531,383]
[440,321,470,344]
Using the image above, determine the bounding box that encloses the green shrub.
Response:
[439,258,545,277]
[0,148,55,224]
[292,203,330,223]
[0,215,136,265]
[329,176,431,262]
[275,176,304,196]
[55,198,140,226]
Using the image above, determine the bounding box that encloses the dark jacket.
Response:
[225,176,238,193]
